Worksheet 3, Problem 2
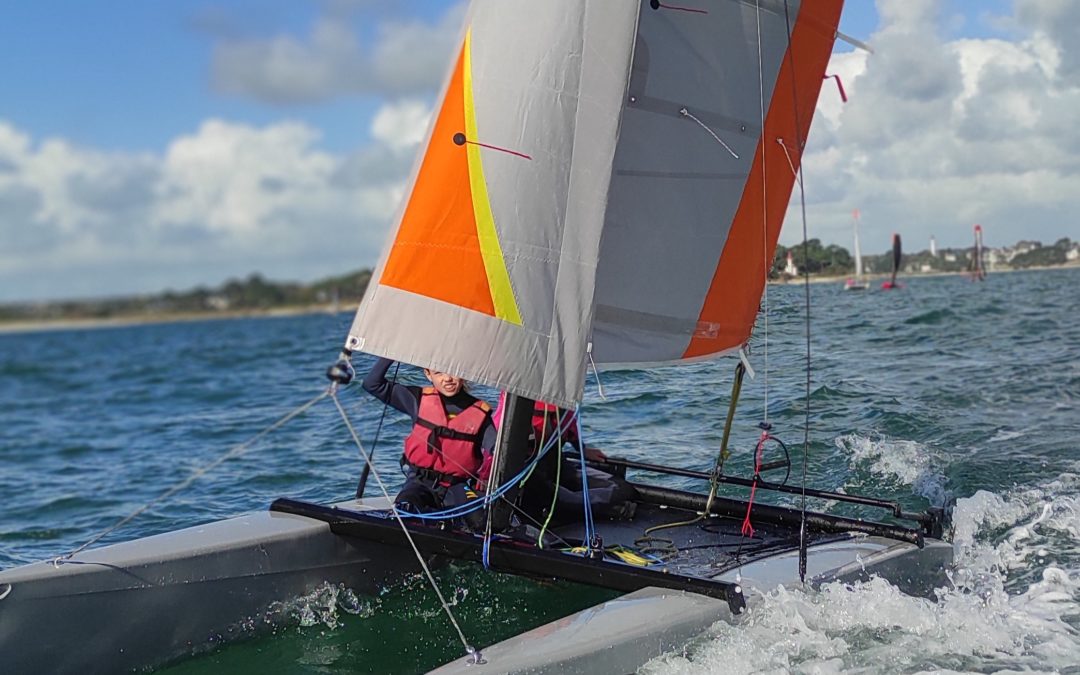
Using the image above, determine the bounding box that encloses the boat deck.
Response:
[550,502,850,579]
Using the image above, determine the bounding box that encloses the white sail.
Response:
[853,210,864,279]
[347,0,844,406]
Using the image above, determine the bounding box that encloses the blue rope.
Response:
[575,408,597,550]
[393,426,564,521]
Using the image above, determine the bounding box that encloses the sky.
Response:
[1,0,1077,302]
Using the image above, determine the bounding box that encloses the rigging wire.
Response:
[356,361,400,498]
[756,0,770,425]
[330,390,481,664]
[780,0,814,584]
[53,389,329,566]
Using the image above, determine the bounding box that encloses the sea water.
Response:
[1,268,1077,673]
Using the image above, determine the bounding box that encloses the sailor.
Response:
[491,395,637,523]
[362,357,495,525]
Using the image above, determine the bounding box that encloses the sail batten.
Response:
[347,0,844,405]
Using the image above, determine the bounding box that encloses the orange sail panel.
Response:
[379,31,521,324]
[683,1,842,359]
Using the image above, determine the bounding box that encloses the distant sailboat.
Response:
[844,209,868,291]
[970,224,987,281]
[881,233,903,289]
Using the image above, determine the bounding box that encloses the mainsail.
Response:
[852,210,864,279]
[972,224,986,280]
[892,233,902,275]
[347,0,844,407]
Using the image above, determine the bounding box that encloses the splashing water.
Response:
[267,581,375,631]
[836,433,951,508]
[641,472,1080,674]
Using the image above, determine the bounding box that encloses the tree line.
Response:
[3,237,1075,323]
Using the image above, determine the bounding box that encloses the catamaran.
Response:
[844,209,869,290]
[971,223,987,280]
[0,2,953,673]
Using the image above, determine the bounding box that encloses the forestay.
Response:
[347,0,843,407]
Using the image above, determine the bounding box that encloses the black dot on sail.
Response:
[453,132,466,145]
[650,0,660,9]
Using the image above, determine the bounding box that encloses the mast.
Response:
[487,393,535,532]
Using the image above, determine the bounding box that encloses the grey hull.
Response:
[1,499,952,675]
[0,497,404,675]
[432,536,954,674]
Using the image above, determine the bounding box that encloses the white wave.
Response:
[988,428,1025,443]
[834,433,949,507]
[641,476,1080,674]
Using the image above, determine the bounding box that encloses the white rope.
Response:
[776,137,799,177]
[680,108,739,159]
[54,389,329,566]
[331,391,481,663]
[587,347,608,401]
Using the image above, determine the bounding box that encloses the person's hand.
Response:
[584,446,607,462]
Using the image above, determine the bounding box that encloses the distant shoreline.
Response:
[770,262,1079,286]
[0,304,348,336]
[2,263,1075,336]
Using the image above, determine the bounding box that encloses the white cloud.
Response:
[370,99,431,151]
[5,0,1080,302]
[0,116,416,301]
[157,119,335,234]
[211,3,465,104]
[788,0,1080,252]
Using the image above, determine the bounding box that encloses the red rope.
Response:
[824,73,848,103]
[466,140,531,160]
[741,430,770,537]
[452,132,531,160]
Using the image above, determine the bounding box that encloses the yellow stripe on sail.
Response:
[462,29,523,326]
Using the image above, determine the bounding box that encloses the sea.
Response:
[1,267,1078,674]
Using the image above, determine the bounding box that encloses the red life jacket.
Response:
[530,401,577,449]
[403,388,491,479]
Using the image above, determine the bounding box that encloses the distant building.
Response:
[784,252,798,276]
[206,295,230,311]
[944,252,957,262]
[930,236,937,257]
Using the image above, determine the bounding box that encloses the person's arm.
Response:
[361,357,420,418]
[583,445,608,462]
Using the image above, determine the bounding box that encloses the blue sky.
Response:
[1,1,445,153]
[2,1,1010,154]
[1,1,1076,301]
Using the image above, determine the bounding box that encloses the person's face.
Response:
[424,369,463,396]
